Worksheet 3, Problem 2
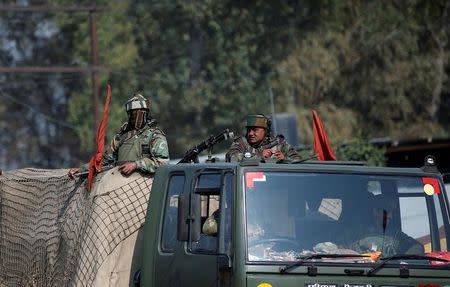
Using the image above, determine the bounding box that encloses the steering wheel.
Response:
[249,237,302,250]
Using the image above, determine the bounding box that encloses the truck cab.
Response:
[141,159,450,286]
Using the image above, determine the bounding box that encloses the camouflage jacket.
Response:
[342,226,424,256]
[80,120,169,174]
[225,135,301,162]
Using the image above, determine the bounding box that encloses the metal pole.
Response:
[268,84,277,135]
[89,11,100,141]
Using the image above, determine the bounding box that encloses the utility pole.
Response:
[0,4,107,139]
[268,84,277,135]
[89,11,100,133]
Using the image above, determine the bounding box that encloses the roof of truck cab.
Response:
[166,160,438,177]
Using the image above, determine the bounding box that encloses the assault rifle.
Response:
[178,129,234,164]
[75,164,116,177]
[261,137,281,150]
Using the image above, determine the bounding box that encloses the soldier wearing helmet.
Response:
[68,93,169,177]
[225,114,301,162]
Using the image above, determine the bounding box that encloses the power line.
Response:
[0,87,76,130]
[0,5,106,13]
[0,66,107,73]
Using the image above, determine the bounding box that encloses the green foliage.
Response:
[335,140,386,167]
[1,0,450,168]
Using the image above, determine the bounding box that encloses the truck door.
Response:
[155,170,233,287]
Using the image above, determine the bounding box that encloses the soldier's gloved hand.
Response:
[274,151,285,160]
[262,149,273,158]
[68,168,80,179]
[118,162,138,176]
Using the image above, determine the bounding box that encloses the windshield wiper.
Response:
[367,254,449,276]
[279,253,370,273]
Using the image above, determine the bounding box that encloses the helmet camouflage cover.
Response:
[125,94,151,130]
[125,94,150,112]
[246,114,268,129]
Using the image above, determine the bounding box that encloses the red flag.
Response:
[312,110,336,161]
[87,85,112,191]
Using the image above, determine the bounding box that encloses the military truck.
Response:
[139,156,450,286]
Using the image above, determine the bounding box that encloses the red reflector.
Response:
[245,172,266,188]
[417,284,440,287]
[426,251,450,265]
[422,177,441,194]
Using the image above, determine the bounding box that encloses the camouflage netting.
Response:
[0,167,153,287]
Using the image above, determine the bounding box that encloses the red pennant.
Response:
[87,85,112,191]
[312,110,336,161]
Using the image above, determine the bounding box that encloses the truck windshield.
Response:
[245,171,450,266]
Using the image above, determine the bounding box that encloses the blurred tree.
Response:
[273,0,449,143]
[1,0,449,168]
[129,0,322,156]
[53,0,140,164]
[335,140,386,167]
[0,4,77,168]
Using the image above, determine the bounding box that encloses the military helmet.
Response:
[125,94,150,112]
[246,114,268,129]
[202,216,218,235]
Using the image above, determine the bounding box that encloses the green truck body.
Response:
[140,160,450,287]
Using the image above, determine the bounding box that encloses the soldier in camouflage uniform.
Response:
[226,114,301,162]
[344,196,424,256]
[68,94,169,178]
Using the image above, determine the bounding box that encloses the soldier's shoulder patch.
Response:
[144,124,165,135]
[153,126,166,136]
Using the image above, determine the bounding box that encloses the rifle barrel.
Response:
[178,129,234,164]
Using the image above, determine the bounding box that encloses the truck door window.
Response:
[191,173,223,253]
[161,174,185,252]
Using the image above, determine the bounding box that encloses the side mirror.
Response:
[177,193,201,242]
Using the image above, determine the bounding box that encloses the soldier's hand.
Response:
[261,149,273,158]
[118,162,138,176]
[274,151,285,160]
[68,168,80,179]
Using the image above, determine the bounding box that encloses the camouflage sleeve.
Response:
[398,232,424,255]
[77,135,119,173]
[225,137,246,162]
[103,133,121,165]
[281,142,302,161]
[78,162,89,174]
[135,132,169,174]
